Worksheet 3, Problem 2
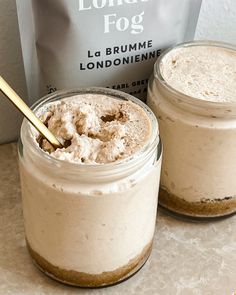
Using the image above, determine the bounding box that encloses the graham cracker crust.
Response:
[159,187,236,218]
[27,240,153,287]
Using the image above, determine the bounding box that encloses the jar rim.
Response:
[20,87,160,172]
[154,40,236,109]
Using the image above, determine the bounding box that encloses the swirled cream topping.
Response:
[36,93,152,164]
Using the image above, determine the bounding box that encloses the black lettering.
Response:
[123,56,130,64]
[88,50,93,58]
[120,45,127,53]
[135,55,140,62]
[129,43,137,51]
[149,51,156,59]
[138,41,146,50]
[114,47,119,54]
[157,49,161,57]
[147,40,152,48]
[114,58,121,66]
[87,62,95,69]
[141,53,148,60]
[106,48,112,55]
[97,61,104,68]
[105,60,112,67]
[80,63,86,70]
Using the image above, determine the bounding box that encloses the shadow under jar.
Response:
[147,41,236,218]
[18,87,162,287]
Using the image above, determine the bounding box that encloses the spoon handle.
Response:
[0,75,62,149]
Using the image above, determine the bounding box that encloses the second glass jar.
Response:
[147,41,236,218]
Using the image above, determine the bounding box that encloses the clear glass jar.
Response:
[147,41,236,218]
[18,87,162,287]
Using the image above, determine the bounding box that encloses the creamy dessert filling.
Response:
[36,94,152,164]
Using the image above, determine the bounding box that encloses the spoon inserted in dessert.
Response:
[0,75,63,149]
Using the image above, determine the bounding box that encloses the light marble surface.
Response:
[0,143,236,295]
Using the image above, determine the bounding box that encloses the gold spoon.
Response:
[0,75,62,149]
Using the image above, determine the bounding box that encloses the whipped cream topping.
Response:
[36,94,151,164]
[160,45,236,102]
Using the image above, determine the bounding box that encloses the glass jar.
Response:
[147,41,236,218]
[18,87,162,287]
